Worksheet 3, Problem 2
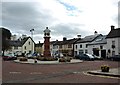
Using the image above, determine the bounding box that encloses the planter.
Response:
[59,57,71,62]
[101,65,110,72]
[19,57,28,61]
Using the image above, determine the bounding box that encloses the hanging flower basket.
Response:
[101,65,110,72]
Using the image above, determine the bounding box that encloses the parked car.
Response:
[14,51,22,57]
[26,52,39,59]
[108,55,120,61]
[75,54,94,61]
[54,53,64,58]
[92,55,103,60]
[3,53,17,61]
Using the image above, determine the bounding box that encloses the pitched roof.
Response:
[76,34,101,43]
[106,28,120,38]
[53,38,80,45]
[87,35,107,45]
[10,37,35,47]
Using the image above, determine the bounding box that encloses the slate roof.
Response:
[76,34,101,43]
[87,35,107,45]
[9,37,35,47]
[106,28,120,38]
[53,38,81,45]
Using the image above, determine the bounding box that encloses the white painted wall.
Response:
[74,42,89,55]
[22,38,35,54]
[88,44,107,57]
[106,38,119,57]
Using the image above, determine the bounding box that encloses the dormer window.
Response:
[95,38,103,42]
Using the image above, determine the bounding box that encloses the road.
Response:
[1,59,120,84]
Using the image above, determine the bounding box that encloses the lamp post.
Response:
[30,29,34,54]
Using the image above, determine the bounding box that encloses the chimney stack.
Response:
[94,31,98,35]
[77,35,81,38]
[111,25,115,30]
[63,37,67,41]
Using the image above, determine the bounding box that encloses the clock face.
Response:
[46,33,50,36]
[45,33,50,36]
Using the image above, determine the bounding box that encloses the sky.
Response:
[1,0,119,43]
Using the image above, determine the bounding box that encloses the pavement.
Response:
[87,68,120,78]
[14,59,83,65]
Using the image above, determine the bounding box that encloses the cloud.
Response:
[1,0,118,43]
[2,2,56,35]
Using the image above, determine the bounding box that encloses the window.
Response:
[24,46,26,50]
[112,41,115,49]
[29,41,30,45]
[29,50,31,53]
[68,44,72,48]
[100,46,103,49]
[14,46,18,49]
[80,44,82,48]
[86,44,88,48]
[85,50,88,53]
[75,45,77,49]
[112,41,115,45]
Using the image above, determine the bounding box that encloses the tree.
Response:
[1,27,11,56]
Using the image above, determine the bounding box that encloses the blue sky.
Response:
[1,0,119,43]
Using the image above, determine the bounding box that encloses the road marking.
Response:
[30,72,42,74]
[73,72,81,74]
[9,72,21,74]
[83,72,120,79]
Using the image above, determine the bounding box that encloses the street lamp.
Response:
[30,29,34,54]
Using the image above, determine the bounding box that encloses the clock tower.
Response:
[43,27,51,57]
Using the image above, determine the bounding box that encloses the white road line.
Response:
[9,72,21,74]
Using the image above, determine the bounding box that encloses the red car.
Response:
[3,53,17,61]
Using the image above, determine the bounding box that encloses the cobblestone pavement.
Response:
[1,59,120,84]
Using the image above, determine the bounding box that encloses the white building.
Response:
[106,26,120,57]
[9,36,35,55]
[87,35,107,58]
[74,32,101,56]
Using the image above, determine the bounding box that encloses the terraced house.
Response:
[74,31,101,56]
[51,37,80,57]
[87,35,107,58]
[106,25,120,58]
